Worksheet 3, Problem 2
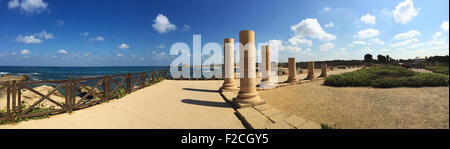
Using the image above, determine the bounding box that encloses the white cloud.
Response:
[8,0,48,14]
[323,7,331,11]
[338,48,348,54]
[282,45,302,52]
[139,57,145,61]
[16,35,42,44]
[90,36,104,42]
[390,38,419,47]
[181,24,191,31]
[352,41,367,45]
[360,14,376,24]
[320,42,334,51]
[393,30,420,40]
[80,32,89,36]
[407,43,425,48]
[428,32,447,46]
[15,30,53,44]
[441,21,449,32]
[290,18,336,44]
[8,0,19,9]
[153,51,169,60]
[372,38,385,45]
[57,49,68,54]
[20,49,31,55]
[36,30,53,39]
[288,37,312,46]
[393,0,419,24]
[267,40,302,53]
[357,28,379,39]
[152,14,176,33]
[117,53,123,57]
[324,22,334,28]
[118,43,129,49]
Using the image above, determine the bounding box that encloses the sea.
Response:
[0,66,170,81]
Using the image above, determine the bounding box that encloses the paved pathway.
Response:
[1,67,359,129]
[1,80,244,129]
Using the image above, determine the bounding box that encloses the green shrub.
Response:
[113,88,126,99]
[402,73,449,87]
[425,66,449,75]
[324,66,449,88]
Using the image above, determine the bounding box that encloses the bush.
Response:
[324,66,449,88]
[113,88,126,99]
[425,66,449,75]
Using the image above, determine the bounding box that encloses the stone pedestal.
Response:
[305,62,315,80]
[259,45,276,89]
[319,63,327,77]
[233,30,265,108]
[286,58,298,83]
[221,38,239,91]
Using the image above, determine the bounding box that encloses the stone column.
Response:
[305,61,315,80]
[233,30,265,108]
[319,63,327,77]
[259,45,276,89]
[286,58,298,83]
[221,38,239,91]
[261,45,270,82]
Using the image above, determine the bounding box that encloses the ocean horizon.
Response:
[0,66,170,81]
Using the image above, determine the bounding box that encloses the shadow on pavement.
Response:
[182,88,218,93]
[181,99,232,108]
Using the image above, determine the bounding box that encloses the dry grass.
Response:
[259,80,449,129]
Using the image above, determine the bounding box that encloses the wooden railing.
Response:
[0,69,167,122]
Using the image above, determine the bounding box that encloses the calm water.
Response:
[0,66,169,81]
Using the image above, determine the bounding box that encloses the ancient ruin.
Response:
[233,30,265,108]
[286,58,298,83]
[221,38,239,91]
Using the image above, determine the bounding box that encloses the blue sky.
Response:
[0,0,448,66]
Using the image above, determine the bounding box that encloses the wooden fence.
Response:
[0,69,167,122]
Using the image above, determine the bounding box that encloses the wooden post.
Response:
[11,80,16,115]
[163,70,167,79]
[103,75,109,101]
[17,83,22,118]
[65,77,71,113]
[141,72,145,88]
[71,77,76,110]
[6,82,11,120]
[127,73,131,94]
[69,77,74,112]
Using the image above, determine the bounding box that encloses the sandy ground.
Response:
[411,69,433,73]
[1,80,244,129]
[259,80,449,129]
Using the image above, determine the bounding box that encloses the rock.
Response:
[0,75,29,82]
[77,86,101,99]
[21,85,65,109]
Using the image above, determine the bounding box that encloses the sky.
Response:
[0,0,448,66]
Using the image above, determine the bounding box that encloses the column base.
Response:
[285,77,298,83]
[232,95,265,109]
[259,81,277,89]
[319,73,327,77]
[305,75,316,80]
[220,86,239,92]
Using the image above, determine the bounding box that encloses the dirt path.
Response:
[411,69,433,73]
[1,80,244,129]
[259,80,449,129]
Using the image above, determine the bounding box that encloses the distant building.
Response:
[413,56,426,63]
